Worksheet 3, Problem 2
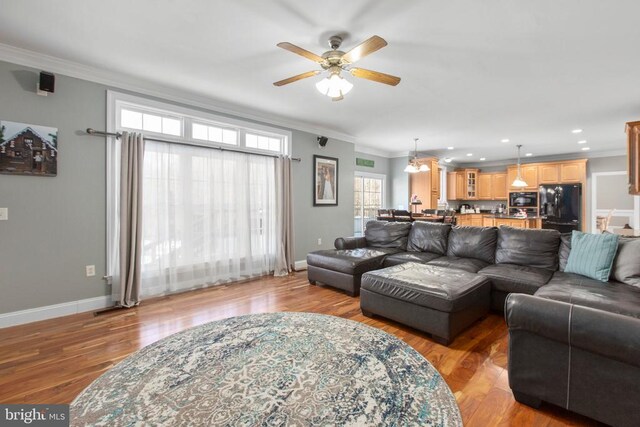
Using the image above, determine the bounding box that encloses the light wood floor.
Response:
[0,272,600,426]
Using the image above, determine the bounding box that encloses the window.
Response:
[192,123,237,145]
[113,93,290,156]
[245,132,283,152]
[354,172,385,236]
[120,108,183,137]
[107,91,291,299]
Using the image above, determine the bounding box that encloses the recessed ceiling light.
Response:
[501,139,510,143]
[466,153,473,156]
[525,153,533,157]
[444,158,452,163]
[572,129,583,134]
[447,146,454,150]
[577,140,587,144]
[581,147,590,151]
[480,157,486,161]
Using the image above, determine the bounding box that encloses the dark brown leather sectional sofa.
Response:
[306,221,640,426]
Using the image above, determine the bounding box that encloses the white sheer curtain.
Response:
[140,141,278,297]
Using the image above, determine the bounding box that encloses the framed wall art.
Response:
[0,120,58,177]
[314,155,338,206]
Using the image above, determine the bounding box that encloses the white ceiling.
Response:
[1,0,639,161]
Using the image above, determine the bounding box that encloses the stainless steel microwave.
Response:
[509,192,538,207]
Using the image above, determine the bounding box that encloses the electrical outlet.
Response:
[317,238,322,246]
[85,265,96,277]
[0,208,7,220]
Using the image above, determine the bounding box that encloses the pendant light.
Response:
[511,144,528,188]
[404,138,430,173]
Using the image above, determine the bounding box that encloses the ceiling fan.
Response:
[273,35,401,101]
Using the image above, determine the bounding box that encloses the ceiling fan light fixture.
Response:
[315,72,353,99]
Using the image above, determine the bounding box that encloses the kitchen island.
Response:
[481,215,543,229]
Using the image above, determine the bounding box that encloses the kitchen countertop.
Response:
[482,214,544,220]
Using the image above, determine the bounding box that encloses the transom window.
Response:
[192,123,238,145]
[120,108,182,137]
[112,93,290,156]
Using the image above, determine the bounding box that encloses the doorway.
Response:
[354,172,385,236]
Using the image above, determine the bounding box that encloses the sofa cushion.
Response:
[565,231,619,282]
[382,251,441,268]
[447,226,498,264]
[427,256,489,273]
[361,262,491,312]
[558,232,572,271]
[495,226,560,270]
[306,248,399,275]
[407,222,451,255]
[611,237,640,288]
[536,271,640,319]
[364,221,412,250]
[479,264,554,295]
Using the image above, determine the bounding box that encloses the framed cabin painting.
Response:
[314,155,338,206]
[0,120,58,177]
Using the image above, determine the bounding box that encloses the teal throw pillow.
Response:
[564,231,619,282]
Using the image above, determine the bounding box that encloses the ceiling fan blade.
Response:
[341,35,388,64]
[350,68,401,86]
[277,42,325,63]
[273,70,321,87]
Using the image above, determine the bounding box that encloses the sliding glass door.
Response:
[354,173,385,236]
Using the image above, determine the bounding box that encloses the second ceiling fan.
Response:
[274,35,401,101]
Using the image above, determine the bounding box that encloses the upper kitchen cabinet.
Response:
[508,165,538,191]
[464,169,480,200]
[538,164,560,184]
[560,161,586,183]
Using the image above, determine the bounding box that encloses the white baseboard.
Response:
[294,260,307,271]
[0,295,113,329]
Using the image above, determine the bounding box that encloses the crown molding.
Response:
[0,43,357,144]
[453,148,627,168]
[354,144,393,158]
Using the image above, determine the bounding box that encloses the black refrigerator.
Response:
[539,184,582,233]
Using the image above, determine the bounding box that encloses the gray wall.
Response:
[292,133,354,259]
[390,156,410,209]
[0,60,354,313]
[354,151,391,208]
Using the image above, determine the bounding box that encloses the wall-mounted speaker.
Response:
[317,136,328,148]
[37,71,55,96]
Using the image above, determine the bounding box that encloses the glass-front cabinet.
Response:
[465,169,479,200]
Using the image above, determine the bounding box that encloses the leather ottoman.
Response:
[360,262,491,345]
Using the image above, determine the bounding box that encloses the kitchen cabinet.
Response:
[464,169,479,200]
[477,172,508,200]
[492,173,507,199]
[539,164,560,184]
[628,121,640,195]
[483,216,542,229]
[408,157,440,208]
[560,162,585,183]
[456,213,483,227]
[447,171,466,200]
[478,173,493,200]
[508,165,538,191]
[447,172,458,200]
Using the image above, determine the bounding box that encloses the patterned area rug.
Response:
[71,312,462,426]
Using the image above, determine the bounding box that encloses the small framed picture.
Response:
[314,155,338,206]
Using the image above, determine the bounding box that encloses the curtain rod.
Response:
[85,128,302,162]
